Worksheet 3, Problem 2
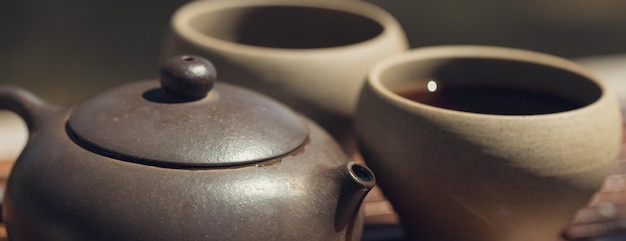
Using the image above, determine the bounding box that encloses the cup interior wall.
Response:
[189,6,384,49]
[378,57,603,114]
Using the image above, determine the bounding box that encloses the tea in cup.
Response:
[355,45,623,241]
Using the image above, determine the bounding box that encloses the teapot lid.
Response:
[68,55,308,168]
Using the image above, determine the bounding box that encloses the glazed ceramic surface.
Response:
[160,0,408,148]
[0,56,375,241]
[354,46,622,241]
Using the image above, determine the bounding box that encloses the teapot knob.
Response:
[160,55,216,99]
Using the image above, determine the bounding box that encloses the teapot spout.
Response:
[335,162,376,232]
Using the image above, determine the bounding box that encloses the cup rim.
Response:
[170,0,404,56]
[367,45,612,119]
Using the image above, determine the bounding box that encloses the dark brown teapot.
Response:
[0,55,375,241]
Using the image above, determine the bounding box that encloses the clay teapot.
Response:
[0,55,375,241]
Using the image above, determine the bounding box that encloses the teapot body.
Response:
[3,104,364,241]
[1,57,374,240]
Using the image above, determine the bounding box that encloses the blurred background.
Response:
[3,0,626,155]
[1,0,626,104]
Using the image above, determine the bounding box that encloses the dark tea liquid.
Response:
[394,81,586,115]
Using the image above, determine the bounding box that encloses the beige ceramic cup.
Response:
[161,0,408,150]
[355,46,623,241]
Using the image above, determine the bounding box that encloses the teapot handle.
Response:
[0,85,51,132]
[0,86,51,223]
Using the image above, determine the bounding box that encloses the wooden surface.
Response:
[558,134,626,240]
[0,159,12,240]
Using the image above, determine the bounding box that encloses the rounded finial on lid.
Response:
[160,55,216,99]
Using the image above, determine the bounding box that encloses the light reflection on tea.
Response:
[394,79,586,115]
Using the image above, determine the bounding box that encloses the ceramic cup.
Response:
[354,45,623,241]
[160,0,408,151]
